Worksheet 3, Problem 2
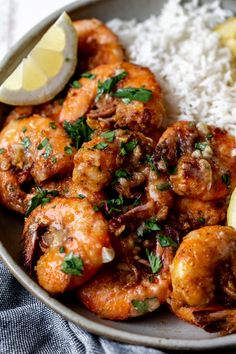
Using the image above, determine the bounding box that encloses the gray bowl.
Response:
[1,0,236,350]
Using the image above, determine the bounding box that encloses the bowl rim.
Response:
[1,0,236,350]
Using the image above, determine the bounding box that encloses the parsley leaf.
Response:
[131,300,148,314]
[22,137,31,149]
[222,172,231,188]
[70,80,81,89]
[115,169,131,179]
[194,142,207,151]
[157,234,177,247]
[59,246,65,253]
[146,154,158,173]
[42,144,52,159]
[0,148,6,154]
[95,71,127,102]
[64,118,94,150]
[81,72,96,79]
[145,219,161,232]
[49,121,57,129]
[78,194,86,199]
[113,87,153,103]
[146,249,162,274]
[22,127,27,133]
[64,146,73,155]
[25,188,59,217]
[100,196,124,214]
[61,252,84,276]
[101,131,115,142]
[37,138,49,150]
[120,140,138,156]
[156,182,171,191]
[93,142,108,150]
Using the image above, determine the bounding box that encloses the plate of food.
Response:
[2,0,236,350]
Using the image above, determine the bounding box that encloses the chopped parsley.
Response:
[70,80,81,89]
[22,137,31,149]
[222,173,231,188]
[93,205,100,212]
[93,142,108,150]
[37,138,49,150]
[146,154,158,173]
[207,133,213,139]
[157,234,177,248]
[51,157,57,164]
[0,148,6,154]
[145,249,162,274]
[156,182,171,191]
[78,194,86,199]
[64,146,73,155]
[120,140,138,156]
[113,87,153,103]
[49,121,57,129]
[114,169,131,179]
[145,219,162,232]
[59,246,65,254]
[100,196,124,214]
[81,72,96,79]
[42,144,52,159]
[25,188,59,217]
[61,252,84,276]
[95,71,127,102]
[194,142,207,151]
[131,299,149,314]
[101,131,115,142]
[64,118,93,149]
[22,127,27,133]
[197,217,205,224]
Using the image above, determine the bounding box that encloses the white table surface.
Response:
[0,0,75,60]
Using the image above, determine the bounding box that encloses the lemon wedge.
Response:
[0,12,77,105]
[215,17,236,58]
[227,187,236,229]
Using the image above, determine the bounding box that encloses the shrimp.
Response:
[78,234,174,320]
[23,197,113,294]
[73,129,153,194]
[154,121,236,201]
[169,225,236,335]
[59,62,165,141]
[0,115,74,213]
[73,19,124,71]
[171,197,226,234]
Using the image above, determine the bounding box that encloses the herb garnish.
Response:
[120,140,138,156]
[113,87,153,103]
[25,188,59,217]
[0,148,6,154]
[131,299,149,314]
[101,131,115,142]
[93,205,100,212]
[59,246,65,254]
[157,234,177,248]
[114,169,131,179]
[197,217,205,224]
[64,118,94,149]
[194,142,207,151]
[61,252,84,276]
[93,142,108,150]
[22,137,31,149]
[70,80,81,89]
[207,133,213,139]
[78,194,86,199]
[81,72,96,79]
[22,127,27,133]
[95,71,127,102]
[222,173,231,188]
[64,146,73,155]
[100,196,124,214]
[37,138,49,150]
[49,121,57,129]
[156,182,171,191]
[43,144,53,159]
[146,154,158,173]
[145,249,162,274]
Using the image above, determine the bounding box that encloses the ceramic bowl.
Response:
[1,0,236,350]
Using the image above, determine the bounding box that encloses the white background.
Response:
[0,0,74,60]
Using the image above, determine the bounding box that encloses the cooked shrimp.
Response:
[59,62,165,141]
[0,115,74,213]
[172,197,226,233]
[23,197,113,294]
[154,121,236,201]
[78,237,174,320]
[73,19,124,71]
[169,225,236,334]
[73,129,153,194]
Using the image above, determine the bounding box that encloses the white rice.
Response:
[107,0,236,135]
